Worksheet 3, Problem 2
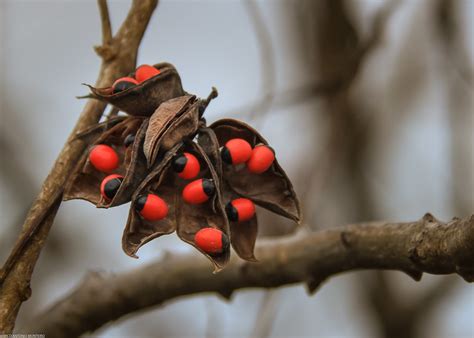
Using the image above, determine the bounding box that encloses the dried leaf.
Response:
[210,118,302,223]
[87,63,185,116]
[63,117,148,208]
[143,95,199,167]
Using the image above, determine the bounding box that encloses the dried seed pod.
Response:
[122,143,182,258]
[86,63,185,116]
[175,142,230,271]
[198,127,258,262]
[210,118,301,223]
[64,116,148,208]
[122,142,230,271]
[143,94,200,167]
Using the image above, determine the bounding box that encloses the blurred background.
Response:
[0,0,473,337]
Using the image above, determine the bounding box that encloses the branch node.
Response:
[216,289,234,301]
[94,44,119,62]
[403,270,423,282]
[305,276,325,295]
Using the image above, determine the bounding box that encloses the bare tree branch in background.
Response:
[25,214,474,337]
[0,0,159,332]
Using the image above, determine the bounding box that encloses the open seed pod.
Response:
[122,141,230,271]
[63,116,148,208]
[210,118,302,223]
[86,63,185,116]
[143,94,200,167]
[198,127,258,261]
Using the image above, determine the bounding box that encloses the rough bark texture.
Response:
[0,0,159,333]
[25,214,474,337]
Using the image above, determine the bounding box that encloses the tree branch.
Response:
[0,0,158,333]
[25,214,473,337]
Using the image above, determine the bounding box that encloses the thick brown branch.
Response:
[0,0,158,333]
[25,214,473,337]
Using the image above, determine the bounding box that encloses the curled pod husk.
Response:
[122,143,182,258]
[143,94,200,167]
[63,116,148,208]
[123,142,231,271]
[74,115,128,145]
[198,127,258,262]
[86,63,185,117]
[210,118,302,223]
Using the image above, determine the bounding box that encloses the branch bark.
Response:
[0,0,158,333]
[25,214,474,337]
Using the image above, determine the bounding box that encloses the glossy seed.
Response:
[112,77,138,94]
[221,138,252,165]
[100,174,124,200]
[135,64,161,83]
[134,194,168,221]
[89,144,119,173]
[172,152,200,180]
[194,228,229,255]
[182,178,215,204]
[226,198,255,222]
[247,145,275,174]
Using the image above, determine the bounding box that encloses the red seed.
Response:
[135,64,161,83]
[182,178,215,204]
[135,194,168,221]
[172,152,200,180]
[247,145,275,174]
[89,144,119,173]
[226,198,255,222]
[100,174,123,201]
[112,77,138,94]
[194,228,228,255]
[221,138,252,165]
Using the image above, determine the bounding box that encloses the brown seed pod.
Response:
[198,127,258,261]
[86,63,185,117]
[143,95,200,167]
[210,118,302,224]
[122,142,230,271]
[63,116,148,208]
[122,143,182,258]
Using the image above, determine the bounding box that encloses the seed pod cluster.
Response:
[65,62,301,271]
